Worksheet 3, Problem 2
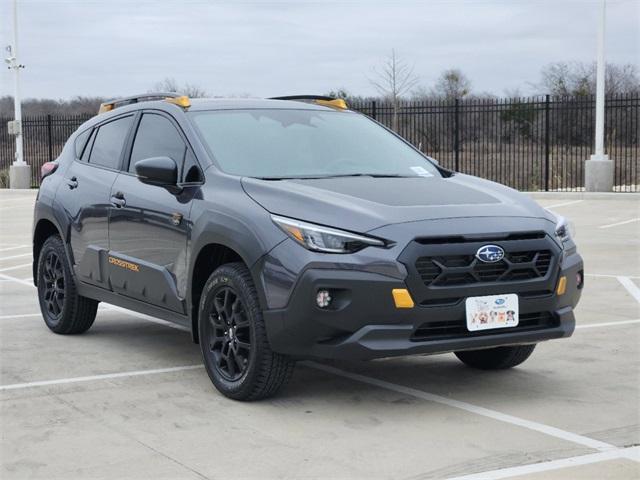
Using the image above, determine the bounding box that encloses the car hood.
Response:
[241,174,550,233]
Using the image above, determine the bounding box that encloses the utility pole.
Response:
[585,0,613,192]
[6,0,30,189]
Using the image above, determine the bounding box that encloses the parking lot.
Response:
[0,190,638,479]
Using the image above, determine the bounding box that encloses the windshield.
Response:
[189,109,441,179]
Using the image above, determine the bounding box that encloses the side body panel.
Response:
[107,176,196,313]
[55,158,119,287]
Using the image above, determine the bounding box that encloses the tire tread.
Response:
[199,262,294,401]
[455,344,536,370]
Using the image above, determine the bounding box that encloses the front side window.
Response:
[129,114,186,174]
[189,109,441,179]
[89,116,134,169]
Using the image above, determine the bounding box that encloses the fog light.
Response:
[316,290,332,308]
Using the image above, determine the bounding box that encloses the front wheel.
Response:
[198,262,295,401]
[454,344,536,370]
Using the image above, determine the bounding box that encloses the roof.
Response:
[186,97,348,112]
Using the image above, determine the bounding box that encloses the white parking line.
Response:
[577,319,640,329]
[0,252,31,261]
[598,218,640,229]
[586,273,640,280]
[304,362,615,452]
[0,272,33,286]
[0,263,31,273]
[544,200,584,209]
[0,313,42,320]
[0,245,30,253]
[0,365,203,391]
[617,276,640,304]
[445,446,640,480]
[0,272,190,331]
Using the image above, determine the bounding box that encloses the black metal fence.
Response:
[1,114,92,187]
[1,94,638,190]
[351,94,639,192]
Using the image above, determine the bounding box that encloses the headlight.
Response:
[547,210,575,243]
[271,215,387,253]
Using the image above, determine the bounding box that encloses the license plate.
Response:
[465,294,519,332]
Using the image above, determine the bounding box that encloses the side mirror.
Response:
[135,156,178,186]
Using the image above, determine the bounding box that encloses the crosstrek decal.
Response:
[108,256,140,272]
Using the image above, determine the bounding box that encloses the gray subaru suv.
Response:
[32,94,583,400]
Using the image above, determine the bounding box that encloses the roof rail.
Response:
[269,95,348,110]
[98,92,191,114]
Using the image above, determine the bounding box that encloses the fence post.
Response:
[371,100,377,120]
[47,115,53,162]
[544,95,550,191]
[454,98,460,171]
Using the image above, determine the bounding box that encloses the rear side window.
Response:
[129,114,186,174]
[88,116,134,169]
[74,129,92,159]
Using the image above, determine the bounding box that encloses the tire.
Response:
[454,344,536,370]
[198,262,295,401]
[37,235,98,334]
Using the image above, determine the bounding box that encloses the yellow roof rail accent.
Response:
[165,95,191,108]
[314,98,348,110]
[98,103,114,114]
[97,93,190,114]
[268,95,349,110]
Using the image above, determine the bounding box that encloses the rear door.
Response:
[107,111,201,313]
[56,114,134,289]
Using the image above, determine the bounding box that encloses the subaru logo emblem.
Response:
[476,245,505,263]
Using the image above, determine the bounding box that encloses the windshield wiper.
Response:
[255,173,415,180]
[322,173,414,178]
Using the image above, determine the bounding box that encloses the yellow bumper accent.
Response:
[392,288,414,308]
[556,276,567,295]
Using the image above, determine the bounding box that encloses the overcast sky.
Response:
[0,0,638,101]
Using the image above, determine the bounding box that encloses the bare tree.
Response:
[0,95,105,116]
[535,62,640,96]
[151,77,210,98]
[430,68,472,100]
[370,49,419,129]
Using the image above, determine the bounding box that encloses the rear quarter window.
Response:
[74,129,92,159]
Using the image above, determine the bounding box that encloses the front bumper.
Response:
[262,250,583,360]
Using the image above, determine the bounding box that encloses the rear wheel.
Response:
[454,344,536,370]
[37,235,98,334]
[198,262,295,401]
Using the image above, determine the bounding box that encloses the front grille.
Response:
[416,250,553,287]
[411,312,558,341]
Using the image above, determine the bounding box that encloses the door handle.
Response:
[67,177,78,189]
[110,192,126,208]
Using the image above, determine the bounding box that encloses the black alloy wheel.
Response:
[207,286,252,381]
[41,250,66,321]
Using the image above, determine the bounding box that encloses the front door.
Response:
[107,112,200,314]
[57,114,134,290]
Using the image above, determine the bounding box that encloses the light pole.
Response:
[6,0,30,189]
[585,0,613,192]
